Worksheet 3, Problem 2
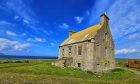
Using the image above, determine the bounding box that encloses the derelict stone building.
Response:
[56,13,115,73]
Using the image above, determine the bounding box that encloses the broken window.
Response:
[77,63,81,68]
[78,46,82,55]
[69,46,72,55]
[63,60,67,67]
[105,33,108,42]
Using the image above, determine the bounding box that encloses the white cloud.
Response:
[1,0,48,37]
[23,19,29,24]
[86,10,90,16]
[108,0,140,39]
[128,33,138,39]
[89,0,112,24]
[13,43,30,51]
[86,0,140,51]
[42,30,53,35]
[88,0,140,40]
[115,49,140,54]
[14,15,20,20]
[6,31,17,36]
[5,0,38,28]
[74,16,83,24]
[0,38,30,51]
[21,33,26,36]
[59,23,70,29]
[27,38,46,42]
[50,42,54,46]
[0,21,11,25]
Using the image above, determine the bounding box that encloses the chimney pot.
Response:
[69,30,75,37]
[100,13,109,25]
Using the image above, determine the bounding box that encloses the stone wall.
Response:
[92,23,115,72]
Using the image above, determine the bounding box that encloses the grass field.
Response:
[0,59,140,84]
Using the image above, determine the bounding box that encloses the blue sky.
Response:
[0,0,140,57]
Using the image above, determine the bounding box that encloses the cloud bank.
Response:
[0,38,30,51]
[115,49,140,54]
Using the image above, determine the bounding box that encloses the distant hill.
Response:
[0,52,58,59]
[0,53,5,55]
[0,55,58,59]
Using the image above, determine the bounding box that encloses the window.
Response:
[69,46,72,55]
[105,33,107,42]
[69,52,71,55]
[62,48,64,56]
[78,46,82,55]
[77,63,81,68]
[69,47,71,51]
[63,60,66,67]
[105,47,108,56]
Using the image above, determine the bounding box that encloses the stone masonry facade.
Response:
[55,13,115,73]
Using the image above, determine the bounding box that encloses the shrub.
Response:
[3,60,10,63]
[87,71,94,75]
[24,60,29,63]
[14,60,23,63]
[111,68,125,72]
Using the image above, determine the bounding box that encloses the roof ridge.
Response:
[70,23,101,37]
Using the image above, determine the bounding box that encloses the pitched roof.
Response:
[60,24,102,46]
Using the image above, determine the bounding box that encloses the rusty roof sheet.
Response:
[60,24,102,46]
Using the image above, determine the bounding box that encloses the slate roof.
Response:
[60,24,102,46]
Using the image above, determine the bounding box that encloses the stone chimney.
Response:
[69,30,75,37]
[100,13,109,25]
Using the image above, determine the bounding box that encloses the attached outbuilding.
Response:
[128,59,140,68]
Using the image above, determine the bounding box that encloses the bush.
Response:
[14,60,23,63]
[3,60,10,63]
[111,68,125,72]
[0,60,30,64]
[24,60,29,63]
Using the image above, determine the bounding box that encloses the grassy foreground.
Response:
[0,59,140,84]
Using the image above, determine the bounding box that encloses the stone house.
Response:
[56,13,115,73]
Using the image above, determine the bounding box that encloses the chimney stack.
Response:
[69,30,75,37]
[100,13,109,25]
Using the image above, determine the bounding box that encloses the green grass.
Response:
[0,59,139,84]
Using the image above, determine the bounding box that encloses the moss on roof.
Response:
[60,24,102,46]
